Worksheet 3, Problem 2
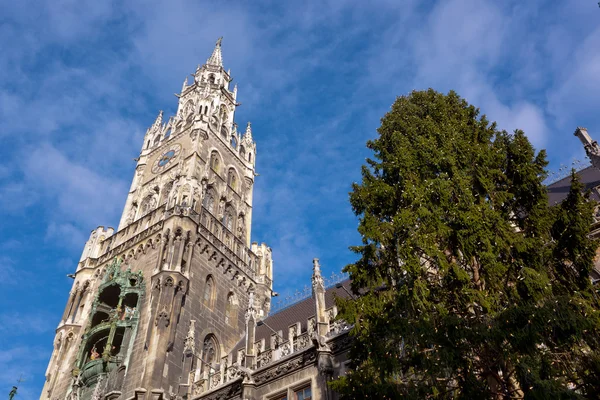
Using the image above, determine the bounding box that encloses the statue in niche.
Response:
[217,199,225,219]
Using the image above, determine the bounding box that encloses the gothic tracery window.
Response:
[202,335,219,371]
[203,190,215,214]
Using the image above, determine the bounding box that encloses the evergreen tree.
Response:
[331,89,600,399]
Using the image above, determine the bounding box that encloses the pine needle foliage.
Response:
[331,89,600,399]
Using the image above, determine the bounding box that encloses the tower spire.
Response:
[206,37,223,67]
[242,122,253,144]
[152,110,163,130]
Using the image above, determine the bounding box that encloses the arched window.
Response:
[248,152,252,163]
[153,135,162,147]
[210,151,220,173]
[208,75,215,84]
[202,335,219,371]
[222,207,234,232]
[203,275,215,308]
[240,145,246,158]
[225,292,237,325]
[227,168,237,190]
[183,100,195,120]
[203,190,215,214]
[230,135,237,149]
[221,124,228,138]
[160,181,174,206]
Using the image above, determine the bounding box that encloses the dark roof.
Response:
[547,166,600,205]
[232,280,352,357]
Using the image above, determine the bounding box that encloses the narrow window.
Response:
[210,152,220,173]
[227,169,237,190]
[225,292,237,324]
[204,276,215,308]
[203,192,215,214]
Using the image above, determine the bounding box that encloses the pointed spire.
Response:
[312,258,325,293]
[233,83,238,100]
[206,37,223,67]
[243,122,253,143]
[182,76,188,92]
[149,110,163,133]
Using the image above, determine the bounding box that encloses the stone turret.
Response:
[575,127,600,170]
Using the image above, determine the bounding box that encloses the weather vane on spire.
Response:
[8,376,24,400]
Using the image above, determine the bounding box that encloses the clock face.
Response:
[152,143,182,174]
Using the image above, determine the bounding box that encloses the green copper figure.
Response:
[8,386,17,400]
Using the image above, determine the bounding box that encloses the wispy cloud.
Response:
[1,0,600,396]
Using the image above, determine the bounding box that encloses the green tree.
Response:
[331,89,600,399]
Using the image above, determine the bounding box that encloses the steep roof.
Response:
[547,165,600,205]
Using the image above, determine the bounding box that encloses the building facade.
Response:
[41,39,352,400]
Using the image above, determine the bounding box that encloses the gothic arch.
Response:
[153,134,162,147]
[222,204,235,232]
[227,167,238,190]
[201,334,220,369]
[209,150,221,173]
[182,99,195,120]
[220,123,228,139]
[203,187,216,215]
[160,181,174,206]
[225,292,238,326]
[203,275,216,309]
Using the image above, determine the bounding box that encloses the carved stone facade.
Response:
[41,39,275,400]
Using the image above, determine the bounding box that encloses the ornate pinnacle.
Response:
[242,122,253,142]
[182,77,188,92]
[245,292,257,322]
[312,258,325,293]
[151,110,163,132]
[184,320,196,355]
[206,37,223,67]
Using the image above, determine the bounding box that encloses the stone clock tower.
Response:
[41,38,274,400]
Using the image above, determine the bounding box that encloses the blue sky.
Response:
[1,0,599,397]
